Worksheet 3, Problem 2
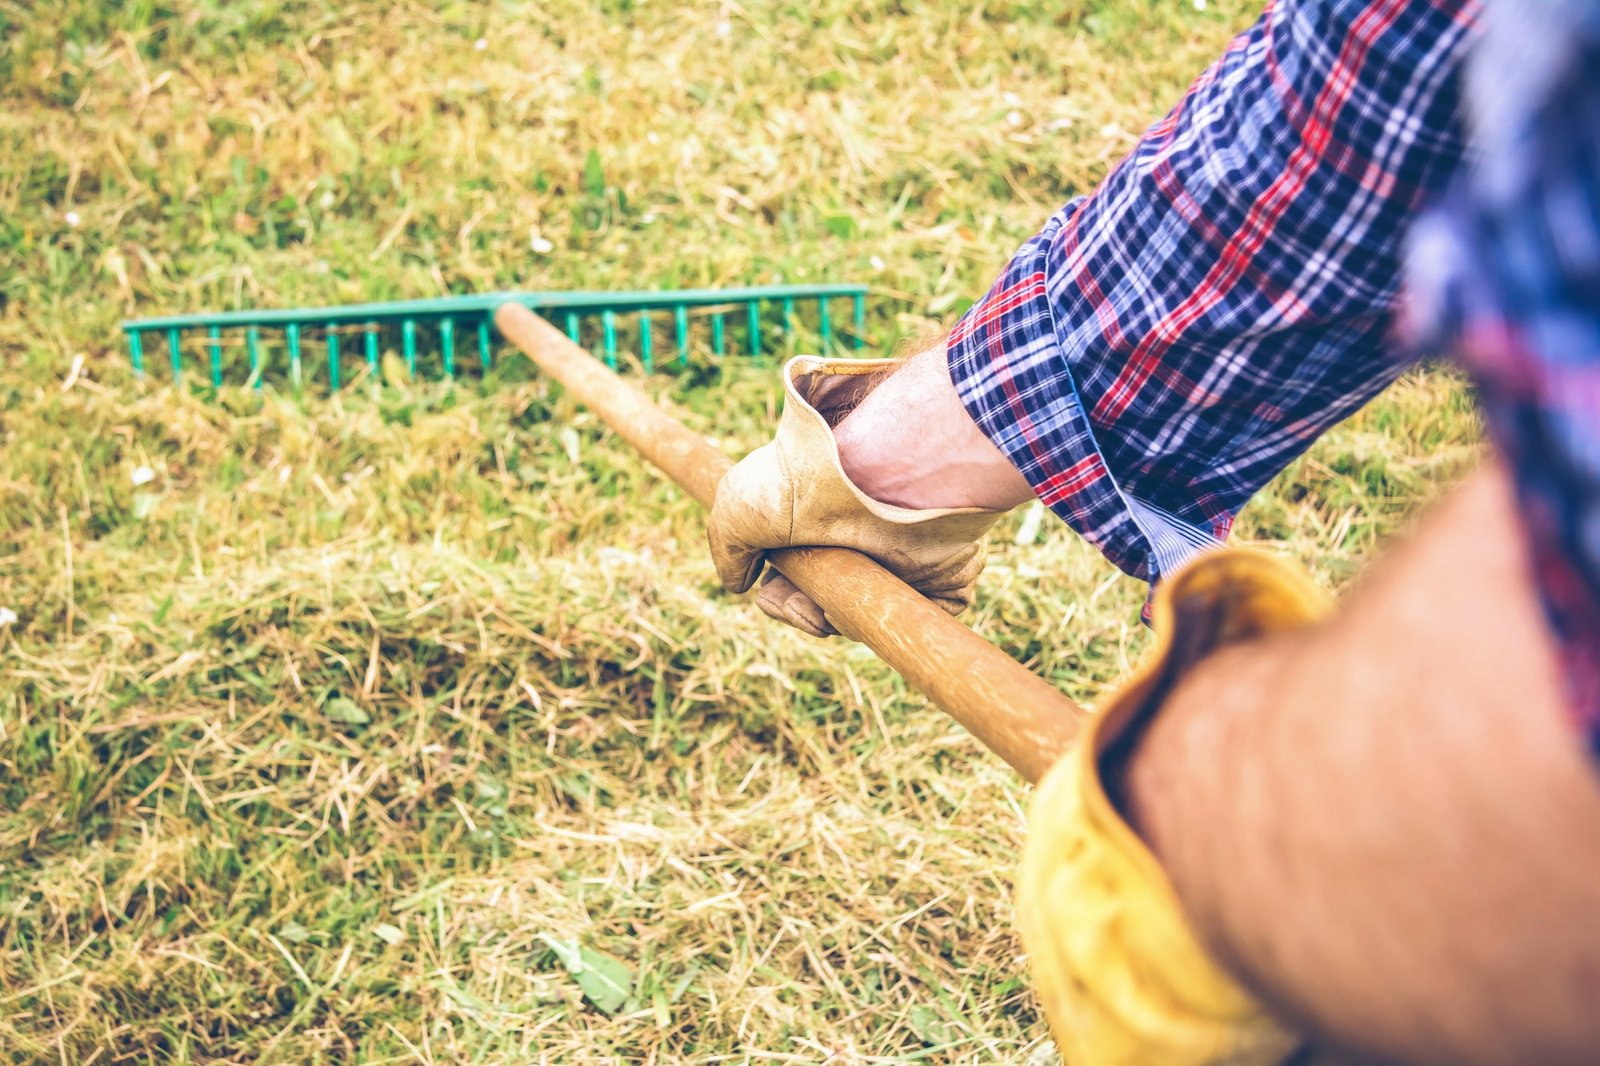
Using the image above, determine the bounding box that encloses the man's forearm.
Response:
[1125,465,1600,1064]
[833,339,1034,512]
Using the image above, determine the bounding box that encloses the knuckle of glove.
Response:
[705,504,762,593]
[873,539,986,605]
[708,450,788,595]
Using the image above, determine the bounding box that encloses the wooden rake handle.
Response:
[495,303,1085,783]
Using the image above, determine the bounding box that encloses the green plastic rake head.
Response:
[120,284,868,391]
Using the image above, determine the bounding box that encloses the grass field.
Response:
[2,2,1485,1062]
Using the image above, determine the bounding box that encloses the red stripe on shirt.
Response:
[1091,0,1409,426]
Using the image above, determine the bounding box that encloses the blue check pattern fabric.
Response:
[948,0,1480,586]
[1406,0,1600,750]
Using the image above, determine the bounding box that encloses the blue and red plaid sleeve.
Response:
[1406,0,1600,753]
[951,0,1600,749]
[947,0,1478,586]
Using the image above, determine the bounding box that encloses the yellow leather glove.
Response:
[1018,550,1330,1066]
[707,356,1006,637]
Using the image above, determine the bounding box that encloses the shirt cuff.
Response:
[947,209,1219,587]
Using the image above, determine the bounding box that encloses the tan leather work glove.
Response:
[1019,550,1329,1066]
[707,356,1006,637]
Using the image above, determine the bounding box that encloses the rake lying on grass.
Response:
[124,281,1082,773]
[120,284,868,391]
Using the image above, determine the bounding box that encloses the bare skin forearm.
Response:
[833,337,1034,511]
[1127,464,1600,1064]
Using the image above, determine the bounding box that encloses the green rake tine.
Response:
[819,297,833,353]
[639,313,653,372]
[440,318,455,378]
[852,294,866,350]
[674,304,689,365]
[208,326,223,387]
[478,317,492,372]
[326,325,340,390]
[129,330,144,376]
[711,312,724,358]
[247,328,262,389]
[602,310,618,369]
[564,311,580,343]
[402,318,417,376]
[364,325,378,375]
[747,300,760,356]
[167,327,182,379]
[287,323,303,388]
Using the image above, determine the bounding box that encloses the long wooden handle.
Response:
[495,303,1085,783]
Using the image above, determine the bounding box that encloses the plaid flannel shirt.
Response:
[948,0,1479,587]
[949,0,1600,745]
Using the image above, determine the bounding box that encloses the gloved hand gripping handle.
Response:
[494,302,1085,783]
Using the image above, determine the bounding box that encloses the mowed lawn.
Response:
[2,2,1481,1062]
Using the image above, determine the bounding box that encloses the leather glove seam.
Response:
[776,440,796,548]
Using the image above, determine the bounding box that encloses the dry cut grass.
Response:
[2,1,1483,1062]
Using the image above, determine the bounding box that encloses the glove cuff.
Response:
[777,356,1006,529]
[1019,550,1328,1066]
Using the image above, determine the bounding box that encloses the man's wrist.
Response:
[1113,576,1334,1004]
[1120,645,1256,857]
[833,341,1034,512]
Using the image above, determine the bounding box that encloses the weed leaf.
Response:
[323,697,370,726]
[539,935,633,1014]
